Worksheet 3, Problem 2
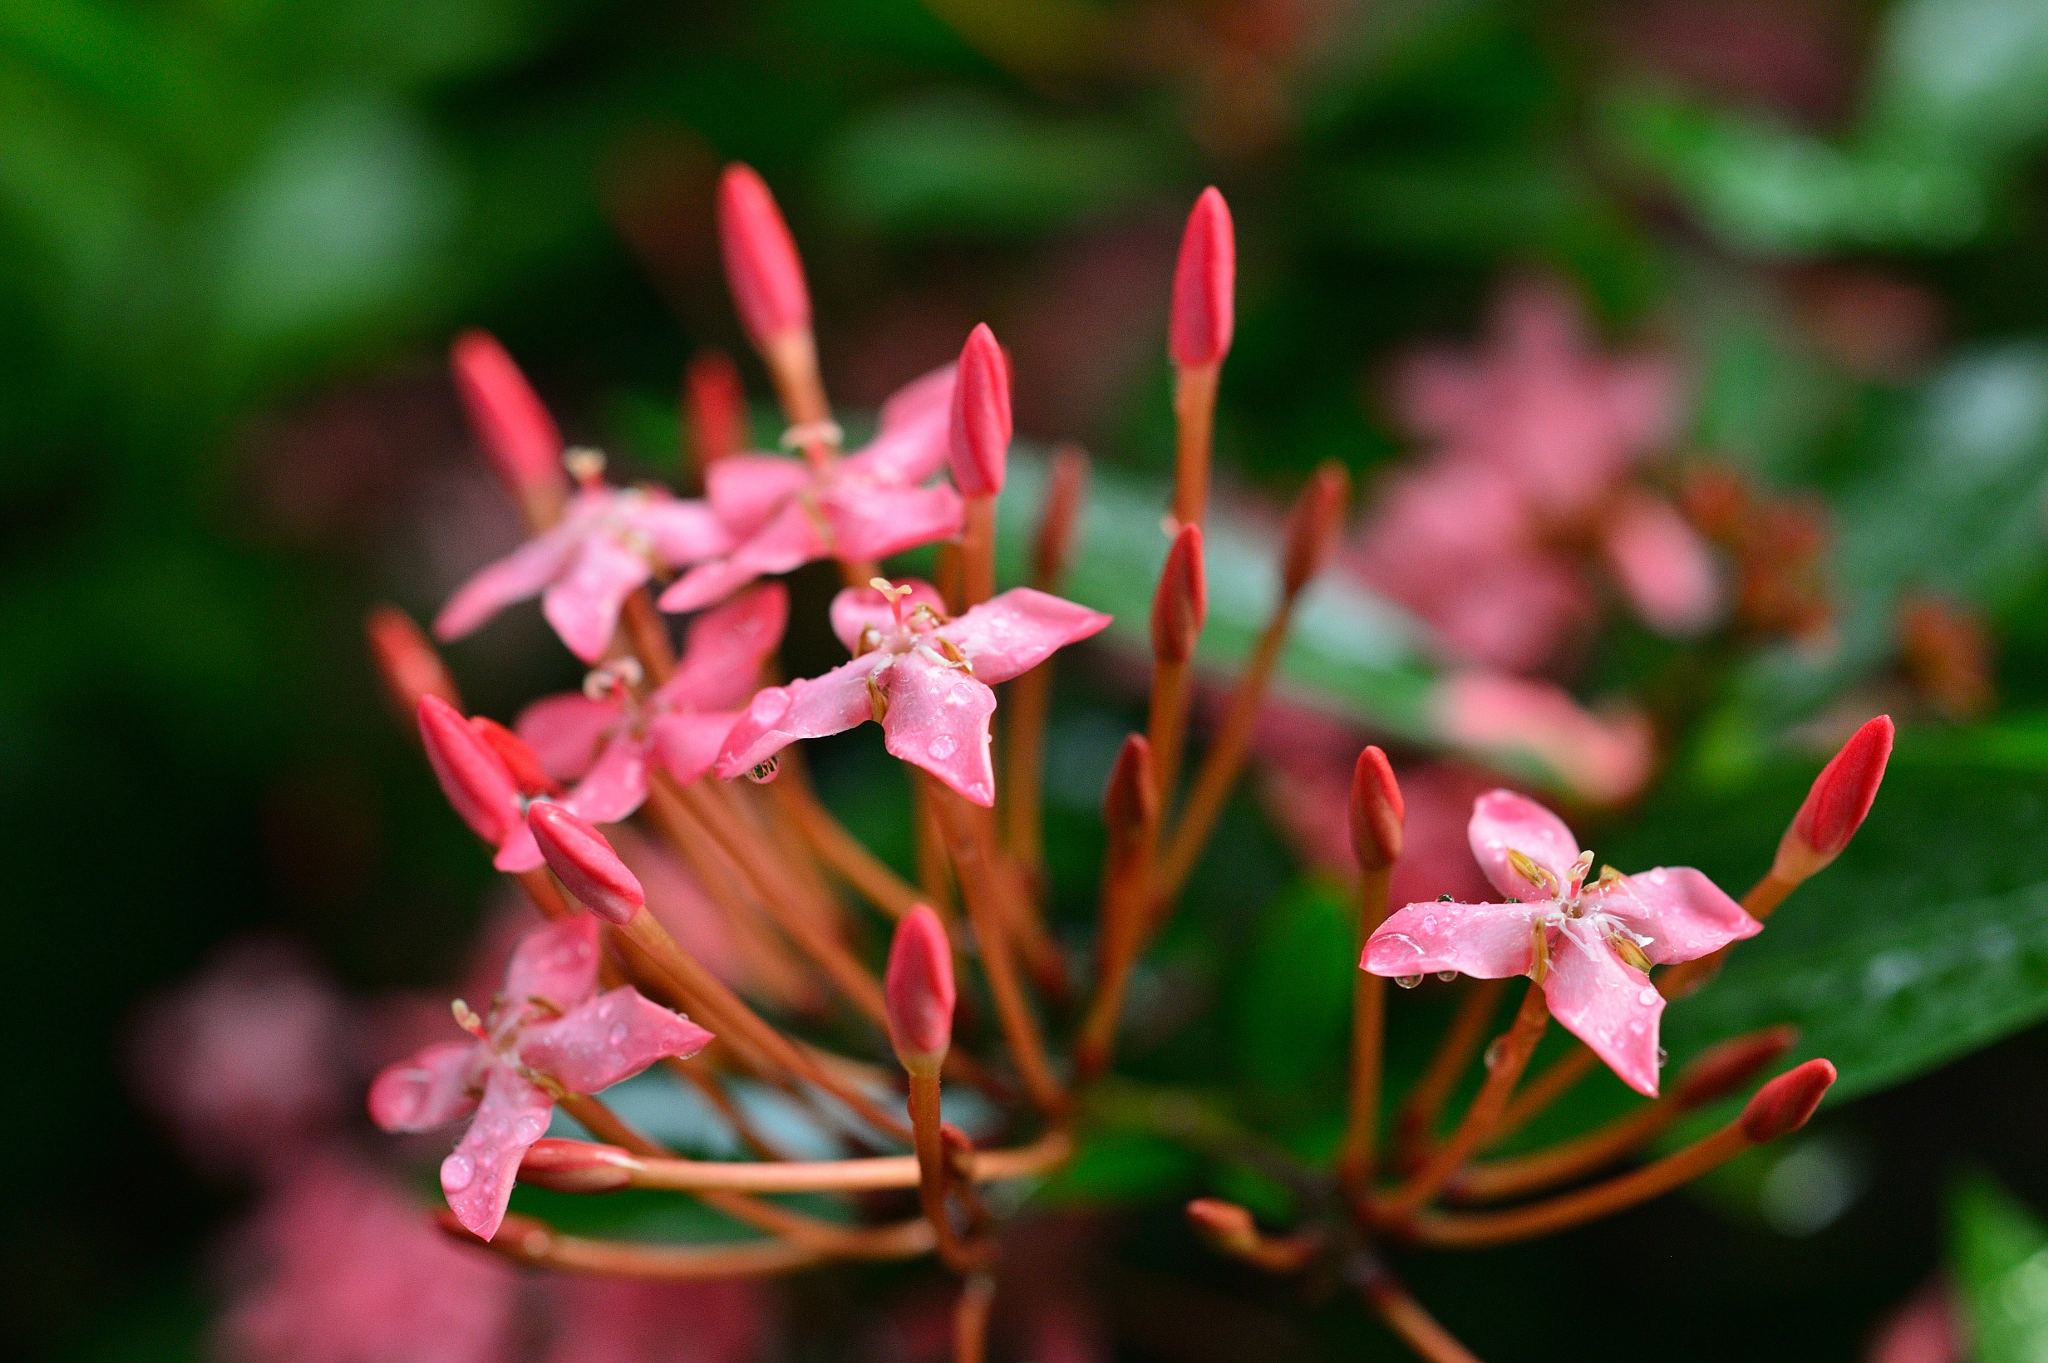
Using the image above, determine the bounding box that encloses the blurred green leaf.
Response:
[1230,878,1355,1105]
[1866,0,2048,160]
[1034,1128,1202,1206]
[1952,1175,2048,1363]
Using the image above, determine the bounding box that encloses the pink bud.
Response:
[417,696,522,846]
[527,803,645,924]
[366,606,461,722]
[1281,461,1352,598]
[1675,1026,1798,1108]
[1348,746,1405,872]
[1777,715,1894,881]
[1740,1058,1836,1142]
[716,164,811,348]
[468,716,561,799]
[1185,1198,1257,1252]
[518,1138,638,1192]
[450,330,567,509]
[686,349,747,467]
[1151,524,1207,665]
[1169,187,1235,369]
[1033,444,1089,588]
[948,323,1011,498]
[884,905,955,1070]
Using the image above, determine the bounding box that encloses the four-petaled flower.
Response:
[1363,789,1760,1096]
[715,578,1110,805]
[437,460,733,662]
[367,914,712,1239]
[657,366,963,613]
[501,585,789,867]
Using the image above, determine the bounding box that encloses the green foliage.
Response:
[1952,1176,2048,1363]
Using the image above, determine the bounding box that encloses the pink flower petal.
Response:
[1542,920,1663,1097]
[1467,789,1582,899]
[825,482,965,563]
[658,558,765,615]
[542,534,652,662]
[1603,493,1720,636]
[434,522,582,642]
[1437,673,1655,805]
[879,650,997,806]
[503,915,602,1015]
[1585,866,1761,965]
[561,732,652,825]
[662,583,787,711]
[1363,900,1540,979]
[706,456,810,538]
[367,1040,484,1132]
[939,588,1112,685]
[714,654,885,777]
[648,710,743,785]
[518,987,713,1095]
[442,1064,555,1240]
[843,364,956,486]
[829,580,947,654]
[515,693,622,782]
[631,496,736,565]
[492,822,544,873]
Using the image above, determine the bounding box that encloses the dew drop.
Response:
[1395,975,1423,990]
[1656,1046,1670,1068]
[513,1116,544,1142]
[442,1151,476,1191]
[607,1022,629,1046]
[1637,986,1658,1006]
[1483,1038,1506,1069]
[927,734,958,760]
[1436,970,1459,983]
[1437,894,1454,902]
[746,756,780,784]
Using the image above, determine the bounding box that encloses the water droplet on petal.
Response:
[1436,970,1458,982]
[927,734,958,760]
[1656,1046,1669,1068]
[1396,975,1423,990]
[1437,894,1454,902]
[607,1022,628,1046]
[442,1151,475,1191]
[1638,986,1658,1005]
[746,756,780,784]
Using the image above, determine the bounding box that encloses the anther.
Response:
[780,419,843,451]
[452,999,487,1038]
[865,675,890,723]
[563,447,606,487]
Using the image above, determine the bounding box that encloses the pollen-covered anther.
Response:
[1608,933,1652,973]
[1529,923,1551,985]
[865,675,890,723]
[936,636,971,669]
[1508,848,1560,897]
[563,447,607,486]
[451,999,487,1038]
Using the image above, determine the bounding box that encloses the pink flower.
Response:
[367,915,713,1240]
[1363,790,1761,1095]
[715,578,1110,805]
[541,1276,776,1363]
[1434,672,1655,805]
[496,584,789,867]
[216,1153,517,1363]
[657,367,964,613]
[436,470,733,662]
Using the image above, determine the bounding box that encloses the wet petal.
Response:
[706,455,810,537]
[519,987,713,1095]
[1363,900,1541,979]
[542,535,651,662]
[442,1064,554,1240]
[1585,866,1761,965]
[829,579,947,655]
[514,693,621,782]
[434,523,581,641]
[879,650,997,806]
[1543,921,1663,1097]
[367,1040,484,1132]
[713,654,886,778]
[632,496,735,566]
[938,588,1112,685]
[503,914,602,1015]
[1467,788,1581,900]
[826,482,964,563]
[658,504,828,613]
[648,710,743,785]
[559,732,651,826]
[663,583,788,711]
[844,363,956,485]
[659,558,764,615]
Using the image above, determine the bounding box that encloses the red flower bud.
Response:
[1151,524,1207,665]
[1033,444,1089,588]
[716,164,811,348]
[884,905,956,1071]
[1185,1198,1258,1253]
[686,349,747,467]
[527,803,645,925]
[1281,461,1351,599]
[1103,733,1159,864]
[1170,187,1235,370]
[417,696,522,846]
[468,716,561,799]
[450,330,567,512]
[1776,715,1894,882]
[366,606,461,723]
[1348,745,1405,872]
[1740,1058,1836,1142]
[517,1139,638,1192]
[1675,1026,1798,1108]
[948,323,1011,499]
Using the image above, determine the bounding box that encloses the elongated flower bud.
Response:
[469,716,560,799]
[949,323,1011,498]
[1280,461,1351,599]
[686,349,747,468]
[450,331,567,515]
[518,1139,638,1192]
[1348,745,1404,872]
[1170,188,1235,370]
[1185,1198,1258,1255]
[366,606,461,723]
[1740,1058,1836,1142]
[1151,524,1207,665]
[528,803,645,924]
[1774,716,1894,884]
[1675,1026,1798,1108]
[417,696,522,845]
[1033,444,1089,588]
[717,164,811,348]
[884,904,955,1073]
[1104,733,1159,869]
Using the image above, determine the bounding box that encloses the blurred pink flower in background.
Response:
[1434,672,1655,806]
[1864,1280,1961,1363]
[540,1277,775,1363]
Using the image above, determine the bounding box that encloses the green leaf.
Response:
[1865,0,2048,161]
[1951,1175,2048,1363]
[1229,878,1356,1107]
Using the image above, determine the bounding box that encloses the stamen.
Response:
[1529,924,1551,986]
[1568,850,1595,895]
[582,657,644,700]
[870,578,914,628]
[1507,849,1559,897]
[865,675,891,724]
[936,636,972,671]
[563,447,607,488]
[780,419,844,451]
[452,998,488,1039]
[1608,933,1652,973]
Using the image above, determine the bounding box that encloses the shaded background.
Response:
[9,0,2048,1358]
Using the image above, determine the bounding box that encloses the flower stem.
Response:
[1171,362,1218,528]
[955,1271,998,1363]
[772,772,924,919]
[1146,655,1191,819]
[1345,1254,1484,1363]
[909,1066,980,1271]
[559,1127,1073,1193]
[1445,1097,1676,1204]
[461,1211,827,1278]
[960,495,997,608]
[1336,865,1393,1192]
[1395,978,1508,1167]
